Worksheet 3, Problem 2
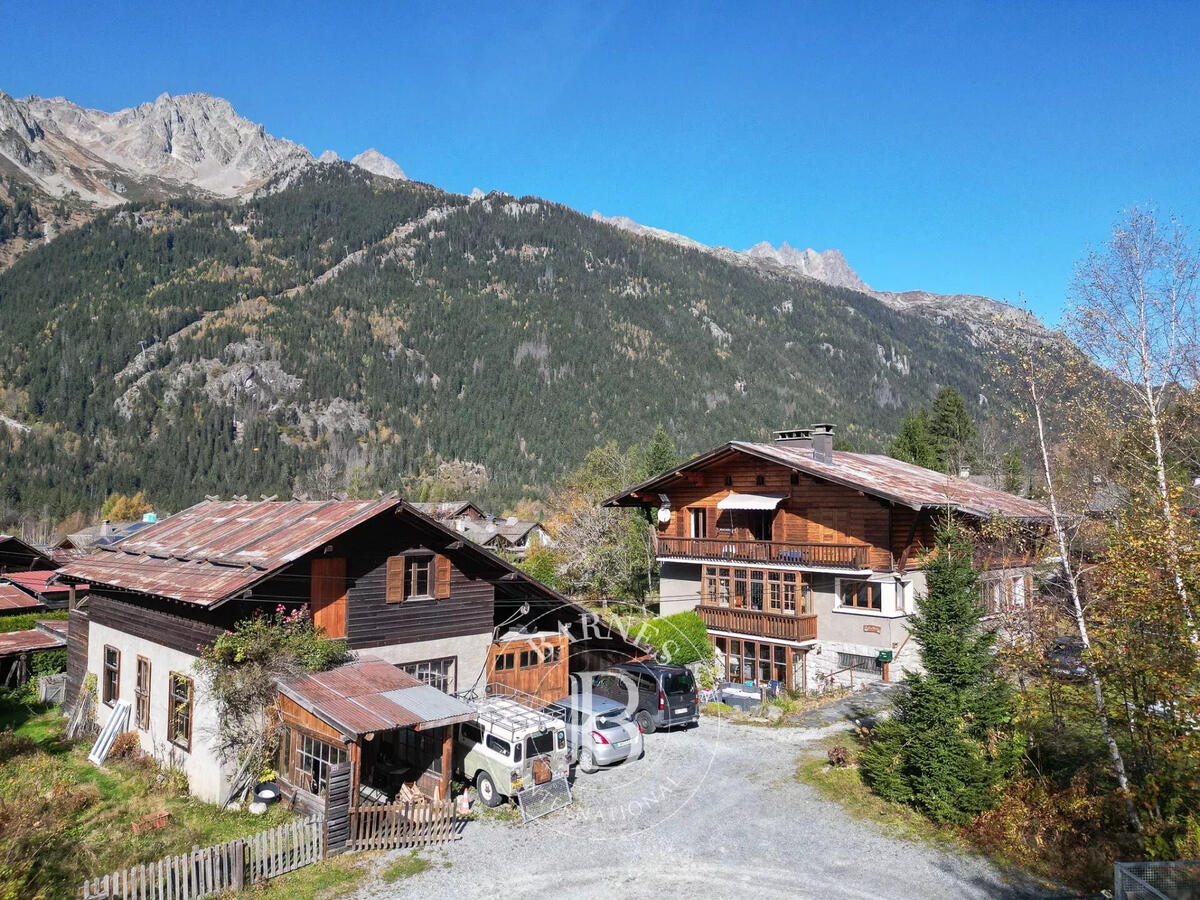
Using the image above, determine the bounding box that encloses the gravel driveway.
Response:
[353,716,1050,899]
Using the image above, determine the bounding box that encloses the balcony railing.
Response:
[697,604,818,642]
[656,535,871,569]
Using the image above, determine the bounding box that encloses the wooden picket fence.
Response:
[80,818,323,899]
[347,800,459,851]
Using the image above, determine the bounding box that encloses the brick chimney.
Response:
[811,423,835,463]
[773,428,812,450]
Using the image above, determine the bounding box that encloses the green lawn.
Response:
[0,696,295,899]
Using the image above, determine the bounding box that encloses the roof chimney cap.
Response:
[810,423,835,463]
[773,428,813,447]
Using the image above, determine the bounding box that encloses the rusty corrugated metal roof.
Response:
[604,440,1051,521]
[3,570,81,595]
[59,499,399,606]
[0,626,65,657]
[278,656,476,739]
[0,584,43,612]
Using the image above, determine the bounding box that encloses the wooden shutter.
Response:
[434,554,452,600]
[385,555,405,604]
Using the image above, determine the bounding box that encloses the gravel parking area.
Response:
[353,716,1049,899]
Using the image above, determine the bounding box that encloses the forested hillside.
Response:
[0,163,996,520]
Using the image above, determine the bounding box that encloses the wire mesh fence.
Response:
[1114,861,1200,900]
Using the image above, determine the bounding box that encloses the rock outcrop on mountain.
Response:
[742,241,871,292]
[0,90,312,205]
[349,148,406,181]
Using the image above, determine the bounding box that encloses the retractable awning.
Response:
[717,493,788,511]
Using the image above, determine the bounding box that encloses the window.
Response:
[519,649,538,668]
[749,570,764,610]
[1010,575,1027,608]
[790,472,800,485]
[404,553,432,599]
[102,645,120,705]
[733,570,747,607]
[486,734,511,756]
[168,672,193,751]
[755,474,765,487]
[689,507,707,539]
[837,651,885,676]
[494,652,514,672]
[295,733,347,794]
[399,657,456,693]
[748,509,773,541]
[724,475,733,487]
[542,645,561,665]
[459,722,482,744]
[839,580,882,611]
[982,578,1003,614]
[782,573,796,614]
[766,572,781,612]
[394,726,442,774]
[135,656,151,730]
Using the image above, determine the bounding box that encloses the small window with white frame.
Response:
[838,579,882,611]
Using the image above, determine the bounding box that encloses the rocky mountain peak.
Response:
[0,89,312,204]
[742,241,871,292]
[350,148,406,181]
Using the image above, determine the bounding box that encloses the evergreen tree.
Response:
[641,424,681,478]
[927,386,977,471]
[887,409,939,470]
[1000,449,1025,494]
[860,523,1020,824]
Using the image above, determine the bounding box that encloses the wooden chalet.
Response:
[57,498,643,805]
[605,425,1050,689]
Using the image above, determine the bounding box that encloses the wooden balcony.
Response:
[656,535,871,570]
[697,604,818,642]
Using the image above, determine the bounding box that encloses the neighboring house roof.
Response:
[453,518,544,547]
[0,534,56,569]
[0,622,66,657]
[410,500,485,520]
[0,584,43,612]
[2,570,84,596]
[278,655,476,739]
[604,441,1051,521]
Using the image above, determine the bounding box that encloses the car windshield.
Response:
[665,670,695,693]
[526,730,555,756]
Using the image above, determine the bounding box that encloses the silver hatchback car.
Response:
[548,693,644,773]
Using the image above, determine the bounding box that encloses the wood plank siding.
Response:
[88,593,225,654]
[64,607,89,709]
[655,457,905,571]
[341,527,494,651]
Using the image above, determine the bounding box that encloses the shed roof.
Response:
[278,656,476,739]
[3,570,82,595]
[0,624,66,657]
[605,441,1051,521]
[59,498,400,607]
[0,584,43,612]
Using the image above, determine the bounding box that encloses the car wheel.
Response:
[476,771,502,808]
[635,710,657,735]
[578,749,598,774]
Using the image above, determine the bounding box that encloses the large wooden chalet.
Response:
[605,425,1050,689]
[58,499,639,809]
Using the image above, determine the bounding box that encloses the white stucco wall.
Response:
[364,630,493,694]
[87,621,231,804]
[657,562,701,616]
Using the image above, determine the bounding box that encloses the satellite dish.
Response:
[657,507,672,524]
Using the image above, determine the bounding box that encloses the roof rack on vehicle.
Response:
[454,682,565,740]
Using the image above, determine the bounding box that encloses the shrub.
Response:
[108,731,142,761]
[828,745,852,768]
[0,730,35,764]
[637,611,713,665]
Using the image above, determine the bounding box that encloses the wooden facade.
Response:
[652,457,924,573]
[485,632,570,702]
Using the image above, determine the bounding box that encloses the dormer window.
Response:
[755,475,765,487]
[724,475,733,487]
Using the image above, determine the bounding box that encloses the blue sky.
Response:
[4,0,1199,323]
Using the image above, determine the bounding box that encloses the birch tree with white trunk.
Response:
[1066,206,1200,642]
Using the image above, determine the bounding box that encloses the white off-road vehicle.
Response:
[455,684,571,816]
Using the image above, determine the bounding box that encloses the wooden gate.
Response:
[347,801,458,851]
[323,762,353,856]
